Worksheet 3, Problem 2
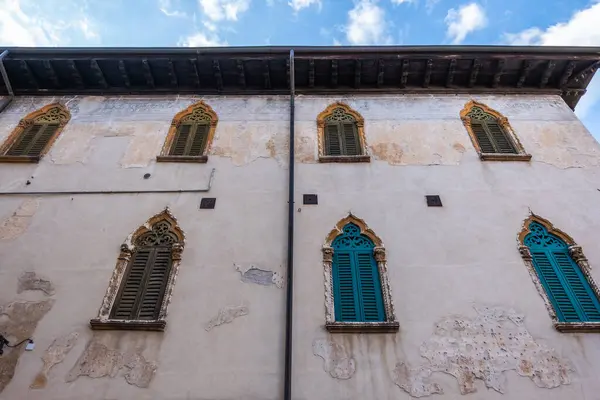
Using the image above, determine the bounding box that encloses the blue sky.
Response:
[1,0,599,137]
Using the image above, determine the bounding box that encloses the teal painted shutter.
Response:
[471,122,495,153]
[355,251,385,321]
[169,124,192,156]
[188,124,209,156]
[486,122,516,154]
[325,123,342,156]
[333,251,360,321]
[7,124,44,156]
[552,252,600,321]
[341,123,360,156]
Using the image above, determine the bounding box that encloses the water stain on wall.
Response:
[31,332,79,389]
[313,338,356,380]
[17,271,55,296]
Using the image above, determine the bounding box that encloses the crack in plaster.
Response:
[312,339,356,380]
[234,264,283,288]
[393,305,574,397]
[31,332,79,389]
[205,305,249,331]
[17,271,55,296]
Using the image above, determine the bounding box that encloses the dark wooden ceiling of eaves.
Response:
[0,50,598,109]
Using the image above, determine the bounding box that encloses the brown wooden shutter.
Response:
[188,124,209,156]
[27,124,59,156]
[169,124,192,156]
[341,123,360,156]
[487,122,517,154]
[324,123,342,156]
[111,248,152,320]
[471,121,495,153]
[138,247,172,320]
[6,124,44,156]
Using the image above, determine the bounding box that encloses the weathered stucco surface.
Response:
[17,271,55,296]
[235,263,284,288]
[0,199,39,240]
[30,332,79,389]
[205,305,249,331]
[313,339,356,380]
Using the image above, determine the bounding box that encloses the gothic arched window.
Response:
[317,103,369,162]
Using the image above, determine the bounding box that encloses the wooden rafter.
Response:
[141,59,155,88]
[446,58,457,87]
[492,59,505,88]
[468,59,480,88]
[354,59,361,88]
[539,60,555,88]
[189,58,200,87]
[516,60,533,88]
[42,60,60,87]
[167,59,178,87]
[377,59,384,87]
[90,59,108,88]
[308,58,315,88]
[213,60,223,90]
[423,59,432,88]
[400,59,409,88]
[66,60,84,88]
[237,59,246,88]
[559,61,576,87]
[331,59,338,87]
[117,60,131,87]
[19,60,38,89]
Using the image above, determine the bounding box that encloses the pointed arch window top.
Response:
[317,102,370,163]
[0,103,71,163]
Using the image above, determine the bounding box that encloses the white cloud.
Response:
[346,0,391,45]
[391,0,414,4]
[288,0,321,12]
[504,2,600,120]
[159,0,188,18]
[444,3,487,44]
[198,0,251,21]
[179,31,228,46]
[425,0,439,14]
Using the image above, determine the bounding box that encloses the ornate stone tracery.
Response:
[322,213,398,332]
[90,208,185,331]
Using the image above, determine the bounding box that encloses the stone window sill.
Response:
[325,321,399,333]
[554,322,600,333]
[479,153,532,162]
[90,318,166,331]
[156,155,208,163]
[319,155,371,163]
[0,155,41,163]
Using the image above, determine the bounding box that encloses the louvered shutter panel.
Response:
[324,124,342,156]
[487,122,516,154]
[471,122,495,153]
[112,248,152,320]
[6,124,44,156]
[138,247,172,320]
[553,251,600,321]
[169,124,192,156]
[355,252,385,321]
[27,124,59,156]
[531,251,580,322]
[341,123,360,156]
[188,124,209,156]
[333,251,359,321]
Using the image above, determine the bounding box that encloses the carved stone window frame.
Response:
[316,102,370,163]
[322,214,398,333]
[90,208,185,331]
[0,103,71,163]
[157,100,218,163]
[518,213,600,332]
[460,100,531,162]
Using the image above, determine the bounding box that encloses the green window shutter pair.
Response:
[7,124,60,157]
[169,123,209,156]
[324,122,361,156]
[471,121,517,154]
[111,247,172,321]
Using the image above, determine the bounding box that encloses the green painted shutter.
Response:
[27,124,59,156]
[112,248,153,320]
[471,122,495,153]
[138,247,172,320]
[486,122,516,154]
[341,123,360,156]
[324,124,342,156]
[333,251,360,321]
[169,124,192,156]
[188,124,209,156]
[355,251,385,321]
[552,252,600,321]
[7,124,44,156]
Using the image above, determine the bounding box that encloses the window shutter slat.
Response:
[531,251,580,322]
[170,124,192,156]
[355,252,385,321]
[552,252,600,321]
[324,124,342,156]
[341,123,360,156]
[138,247,172,320]
[112,248,153,320]
[333,251,360,321]
[6,124,43,156]
[188,124,209,156]
[471,122,496,153]
[27,124,59,156]
[487,123,517,154]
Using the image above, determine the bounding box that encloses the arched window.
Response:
[157,100,218,163]
[91,208,185,331]
[317,103,369,162]
[323,214,397,332]
[518,215,600,331]
[460,100,530,161]
[0,103,70,163]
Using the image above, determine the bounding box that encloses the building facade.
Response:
[0,47,600,399]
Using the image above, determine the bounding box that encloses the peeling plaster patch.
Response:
[234,264,283,288]
[453,143,466,153]
[17,271,55,296]
[205,305,249,331]
[394,306,573,397]
[0,300,54,394]
[312,339,356,380]
[370,143,404,165]
[296,136,317,163]
[31,332,79,389]
[66,337,157,388]
[0,199,39,240]
[120,123,168,168]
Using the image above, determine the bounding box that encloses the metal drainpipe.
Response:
[0,50,15,114]
[284,49,295,400]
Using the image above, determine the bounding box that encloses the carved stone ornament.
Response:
[517,213,600,332]
[459,100,531,161]
[316,102,369,162]
[322,213,398,333]
[90,208,185,331]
